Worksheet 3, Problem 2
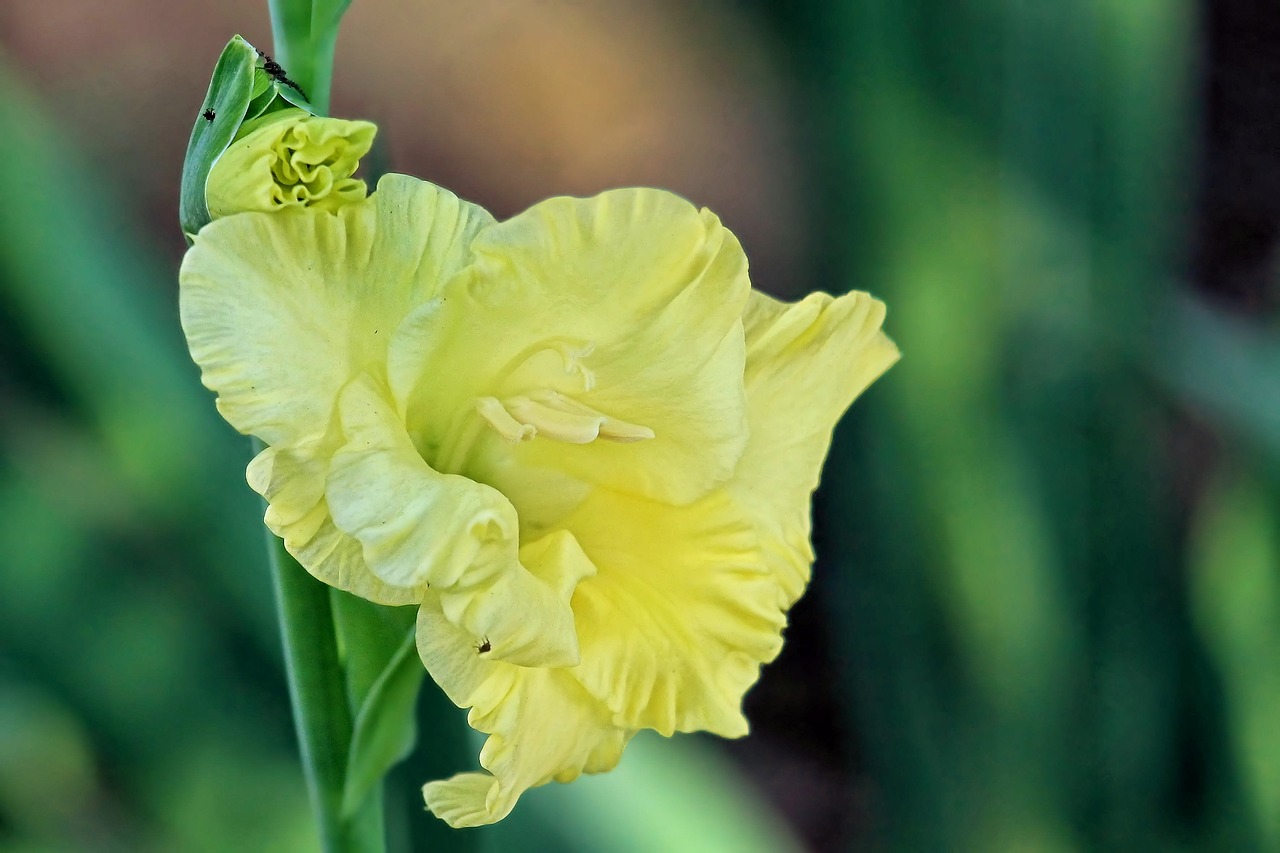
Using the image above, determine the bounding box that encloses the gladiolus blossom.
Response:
[180,132,898,826]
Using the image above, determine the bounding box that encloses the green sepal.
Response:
[275,76,317,113]
[178,35,258,240]
[242,69,277,124]
[341,626,426,818]
[239,74,315,132]
[180,35,322,240]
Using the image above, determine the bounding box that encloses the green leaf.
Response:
[275,82,316,113]
[241,67,281,123]
[341,627,425,818]
[1189,466,1280,848]
[243,70,317,126]
[178,35,258,239]
[1157,295,1280,464]
[330,592,416,709]
[244,82,281,125]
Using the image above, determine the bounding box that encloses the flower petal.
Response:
[561,487,786,738]
[732,290,899,603]
[417,592,633,828]
[179,173,494,447]
[388,188,750,507]
[206,108,377,218]
[246,442,419,605]
[326,375,592,667]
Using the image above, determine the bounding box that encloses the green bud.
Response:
[179,34,328,240]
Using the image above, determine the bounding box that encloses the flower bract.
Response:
[180,169,898,827]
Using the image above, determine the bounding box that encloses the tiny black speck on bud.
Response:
[202,108,216,122]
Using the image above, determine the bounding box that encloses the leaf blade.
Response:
[341,627,425,818]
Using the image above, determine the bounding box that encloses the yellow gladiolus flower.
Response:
[179,171,898,827]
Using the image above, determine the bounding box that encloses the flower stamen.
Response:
[477,390,653,446]
[475,396,536,443]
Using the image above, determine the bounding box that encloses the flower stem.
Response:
[264,510,385,851]
[267,0,340,116]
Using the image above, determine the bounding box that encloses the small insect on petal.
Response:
[476,638,491,654]
[202,108,216,122]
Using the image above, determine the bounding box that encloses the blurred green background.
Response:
[1,0,1276,850]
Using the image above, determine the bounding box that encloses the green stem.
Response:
[259,441,385,852]
[256,3,376,848]
[267,0,339,115]
[265,525,348,849]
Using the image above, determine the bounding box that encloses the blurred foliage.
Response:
[790,0,1276,849]
[0,54,316,853]
[1190,465,1280,850]
[2,0,1280,851]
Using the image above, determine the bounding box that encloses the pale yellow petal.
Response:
[388,188,750,507]
[326,375,592,667]
[245,443,418,605]
[179,173,494,448]
[561,487,786,738]
[732,290,899,604]
[417,593,632,828]
[206,109,376,219]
